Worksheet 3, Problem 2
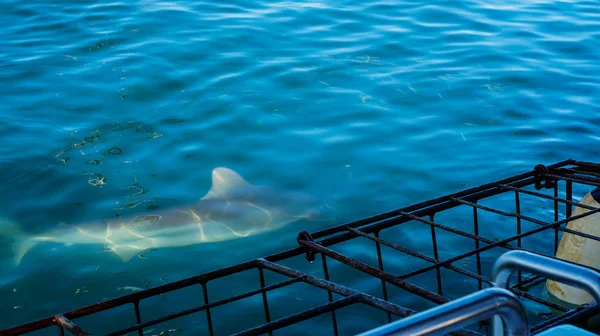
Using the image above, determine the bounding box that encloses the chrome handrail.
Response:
[356,287,528,336]
[491,250,600,335]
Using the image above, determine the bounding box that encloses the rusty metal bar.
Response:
[566,160,600,170]
[509,287,568,313]
[429,213,443,296]
[554,164,600,175]
[545,173,600,188]
[451,198,549,226]
[513,275,544,291]
[296,238,451,305]
[257,259,480,336]
[258,259,416,317]
[496,184,597,211]
[54,315,89,336]
[233,294,362,336]
[508,275,570,313]
[557,167,600,177]
[346,226,493,285]
[508,276,570,313]
[453,197,600,242]
[566,180,573,218]
[373,230,392,324]
[106,277,301,336]
[202,281,214,336]
[554,183,560,254]
[559,167,600,178]
[320,254,339,336]
[398,211,514,249]
[133,301,142,336]
[472,204,482,290]
[531,305,600,334]
[514,189,523,287]
[258,267,272,336]
[397,205,600,280]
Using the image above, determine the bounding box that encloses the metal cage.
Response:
[4,159,600,336]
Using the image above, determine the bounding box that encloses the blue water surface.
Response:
[1,0,600,334]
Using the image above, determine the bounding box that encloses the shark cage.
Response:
[3,159,600,336]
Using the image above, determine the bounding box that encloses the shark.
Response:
[0,167,322,265]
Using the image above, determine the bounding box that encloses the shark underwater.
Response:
[0,167,322,265]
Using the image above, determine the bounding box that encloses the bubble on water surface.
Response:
[104,146,123,156]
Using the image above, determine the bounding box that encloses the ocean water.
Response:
[1,0,600,334]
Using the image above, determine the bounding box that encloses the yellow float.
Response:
[547,187,600,305]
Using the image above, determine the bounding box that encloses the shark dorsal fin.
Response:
[201,167,251,200]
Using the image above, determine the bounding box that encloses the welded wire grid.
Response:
[4,159,600,336]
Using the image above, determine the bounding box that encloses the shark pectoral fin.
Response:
[201,167,252,200]
[112,245,144,262]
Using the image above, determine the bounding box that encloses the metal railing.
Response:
[492,250,600,335]
[356,287,528,336]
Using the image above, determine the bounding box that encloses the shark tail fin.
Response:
[0,218,37,265]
